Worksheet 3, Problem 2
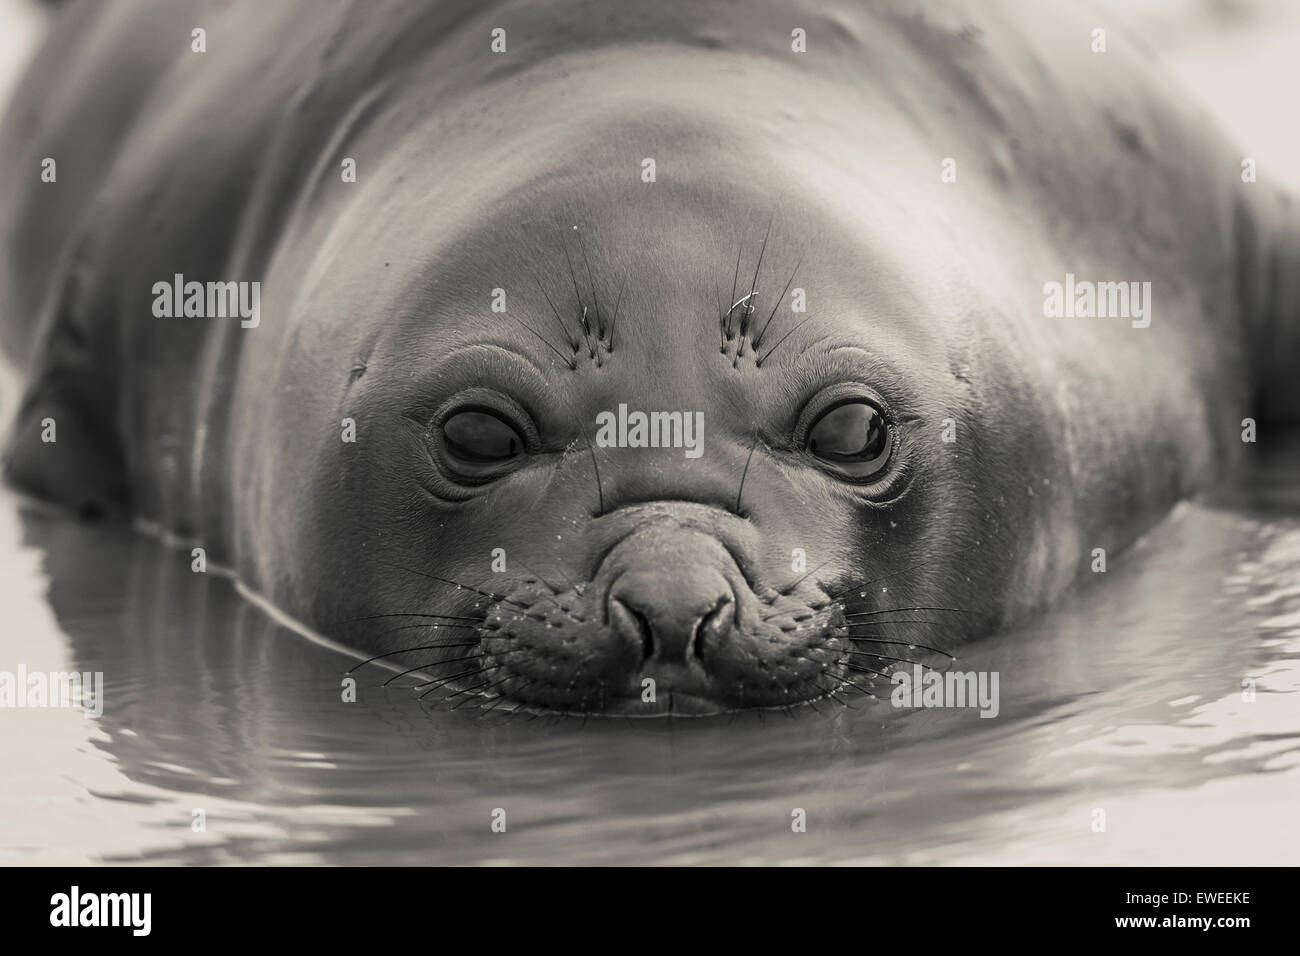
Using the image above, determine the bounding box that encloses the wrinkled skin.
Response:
[2,0,1296,715]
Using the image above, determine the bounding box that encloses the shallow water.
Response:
[1,434,1297,866]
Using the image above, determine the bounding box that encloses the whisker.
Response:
[834,671,892,703]
[815,669,870,706]
[346,641,480,672]
[742,218,772,340]
[733,306,750,362]
[777,665,839,708]
[441,678,494,704]
[580,306,595,358]
[842,622,959,638]
[842,605,977,618]
[395,655,488,686]
[577,231,602,335]
[411,646,535,690]
[841,637,957,662]
[442,666,508,701]
[792,678,830,714]
[857,651,953,672]
[382,651,490,686]
[559,229,587,320]
[842,647,942,666]
[755,315,815,366]
[375,562,506,604]
[342,611,483,625]
[480,681,528,716]
[787,652,889,702]
[447,686,491,707]
[772,554,838,601]
[735,435,760,515]
[727,238,744,338]
[715,279,726,351]
[754,251,804,349]
[507,310,577,370]
[461,673,520,707]
[449,686,498,711]
[365,621,478,645]
[574,421,606,515]
[417,667,484,699]
[836,658,895,683]
[534,276,579,351]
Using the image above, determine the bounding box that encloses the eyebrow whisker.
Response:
[754,251,804,350]
[756,315,815,366]
[533,277,579,352]
[577,230,602,336]
[727,238,744,338]
[742,218,773,340]
[508,308,578,370]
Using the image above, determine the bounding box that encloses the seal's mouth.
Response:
[465,520,848,715]
[472,590,842,716]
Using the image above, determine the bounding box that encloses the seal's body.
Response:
[2,0,1296,714]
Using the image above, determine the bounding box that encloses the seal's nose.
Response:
[609,568,735,664]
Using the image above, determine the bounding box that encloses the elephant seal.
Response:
[1,0,1297,715]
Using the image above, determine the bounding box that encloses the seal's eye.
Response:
[806,400,891,480]
[442,409,524,466]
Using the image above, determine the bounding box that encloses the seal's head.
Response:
[257,177,1039,716]
[334,221,977,716]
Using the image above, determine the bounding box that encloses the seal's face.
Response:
[303,180,1020,716]
[435,379,901,715]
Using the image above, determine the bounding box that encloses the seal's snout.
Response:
[600,527,741,702]
[608,562,736,665]
[467,508,854,716]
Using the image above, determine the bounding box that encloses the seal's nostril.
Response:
[693,595,732,662]
[611,598,656,662]
[608,560,737,667]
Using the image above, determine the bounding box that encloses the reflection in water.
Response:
[1,438,1298,864]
